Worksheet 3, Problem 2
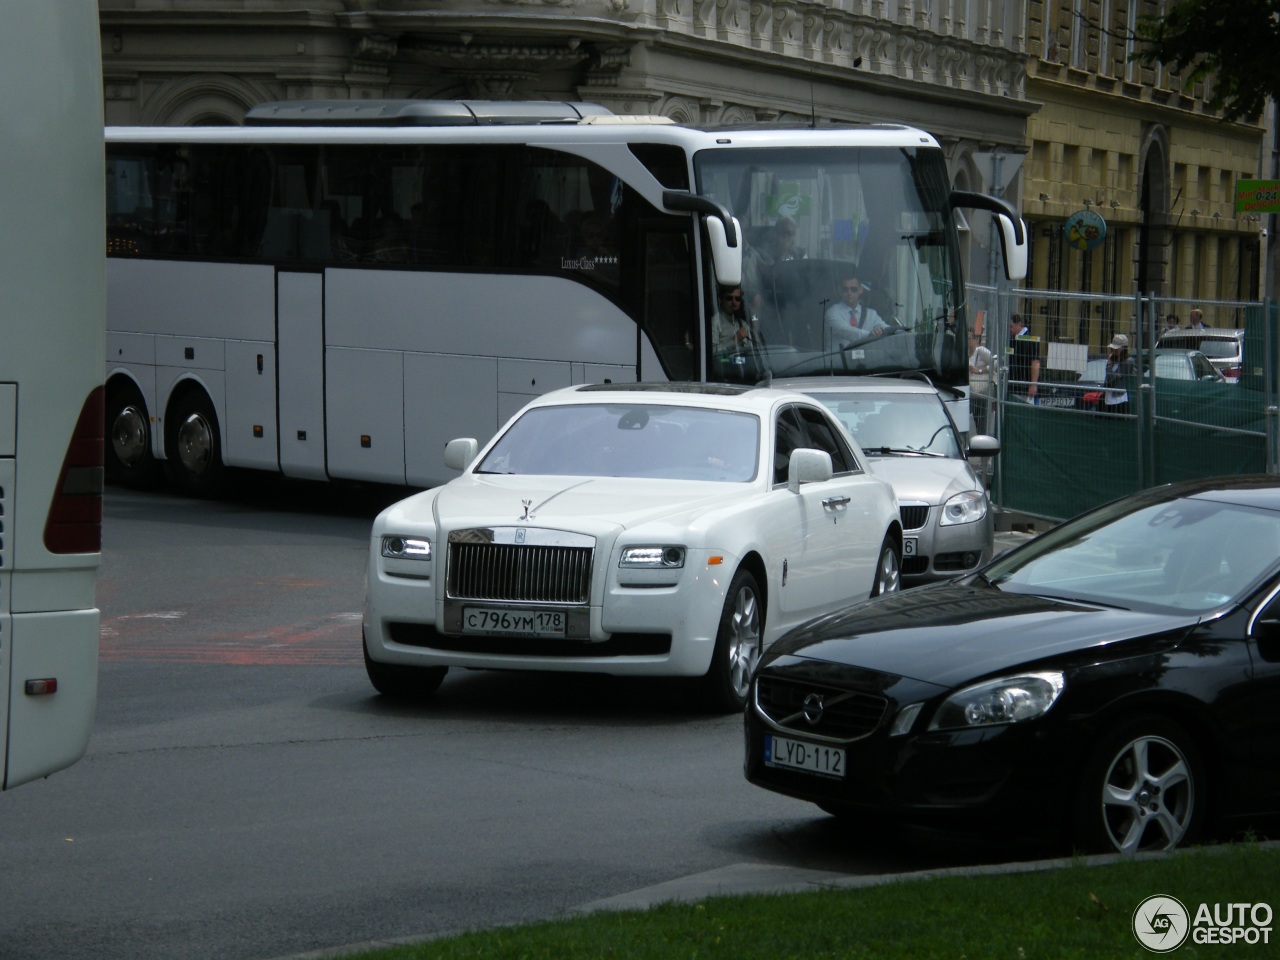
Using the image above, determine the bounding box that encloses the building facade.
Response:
[1021,0,1266,345]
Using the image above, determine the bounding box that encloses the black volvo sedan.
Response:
[745,476,1280,854]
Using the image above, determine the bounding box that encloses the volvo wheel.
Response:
[1073,716,1204,854]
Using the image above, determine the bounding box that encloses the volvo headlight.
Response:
[928,671,1064,730]
[381,535,432,560]
[619,545,686,568]
[939,490,988,526]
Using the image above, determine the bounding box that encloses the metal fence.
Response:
[967,284,1278,523]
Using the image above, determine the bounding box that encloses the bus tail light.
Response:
[43,386,104,554]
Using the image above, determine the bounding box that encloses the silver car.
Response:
[775,377,998,585]
[1157,328,1245,382]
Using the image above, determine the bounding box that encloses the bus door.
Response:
[637,222,697,382]
[276,270,328,480]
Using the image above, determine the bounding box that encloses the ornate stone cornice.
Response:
[667,1,1027,102]
[399,36,593,70]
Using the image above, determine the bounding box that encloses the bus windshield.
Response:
[695,145,964,386]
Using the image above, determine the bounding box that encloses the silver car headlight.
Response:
[938,490,988,526]
[619,545,686,568]
[381,535,432,560]
[927,671,1065,731]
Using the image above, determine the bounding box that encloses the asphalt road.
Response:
[1,481,1031,960]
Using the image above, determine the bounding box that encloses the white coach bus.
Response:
[104,100,1024,496]
[1,0,104,789]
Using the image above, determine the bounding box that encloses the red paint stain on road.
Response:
[100,611,363,665]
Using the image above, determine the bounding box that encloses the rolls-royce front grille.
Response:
[899,503,929,531]
[754,675,888,742]
[447,540,592,604]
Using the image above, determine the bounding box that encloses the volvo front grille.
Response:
[754,674,888,742]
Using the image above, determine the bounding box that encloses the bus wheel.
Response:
[166,388,227,498]
[105,380,160,488]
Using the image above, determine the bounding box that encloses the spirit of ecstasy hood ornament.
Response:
[520,498,534,521]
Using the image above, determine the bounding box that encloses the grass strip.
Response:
[341,842,1278,959]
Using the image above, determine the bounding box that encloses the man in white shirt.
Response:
[825,274,886,348]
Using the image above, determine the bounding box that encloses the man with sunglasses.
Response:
[825,273,886,349]
[712,285,755,356]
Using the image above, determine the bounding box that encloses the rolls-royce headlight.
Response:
[620,545,686,568]
[939,490,988,526]
[928,671,1064,730]
[381,535,432,560]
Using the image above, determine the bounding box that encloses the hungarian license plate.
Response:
[764,734,845,778]
[461,607,566,638]
[903,537,918,557]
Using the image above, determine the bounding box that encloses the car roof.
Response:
[526,381,835,415]
[1157,328,1245,339]
[768,376,946,397]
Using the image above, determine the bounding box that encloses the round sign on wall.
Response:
[1063,209,1107,251]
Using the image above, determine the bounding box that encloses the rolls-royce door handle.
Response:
[822,495,851,512]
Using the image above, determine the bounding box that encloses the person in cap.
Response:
[1103,333,1136,413]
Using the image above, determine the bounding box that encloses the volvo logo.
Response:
[802,692,825,725]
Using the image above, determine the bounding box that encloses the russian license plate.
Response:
[764,734,846,778]
[461,607,566,638]
[903,537,918,557]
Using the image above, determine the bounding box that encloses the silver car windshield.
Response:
[475,404,761,482]
[814,392,961,458]
[983,496,1280,612]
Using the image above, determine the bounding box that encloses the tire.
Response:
[701,568,763,713]
[870,535,902,597]
[363,637,448,699]
[104,380,160,488]
[165,387,227,498]
[1072,715,1204,854]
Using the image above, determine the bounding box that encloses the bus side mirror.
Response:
[996,212,1028,281]
[706,214,742,287]
[444,437,479,472]
[662,190,741,287]
[949,190,1028,282]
